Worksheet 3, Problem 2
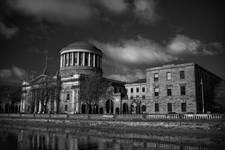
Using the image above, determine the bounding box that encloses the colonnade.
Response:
[60,51,102,69]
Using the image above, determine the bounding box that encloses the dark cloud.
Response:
[0,66,28,84]
[8,0,96,25]
[133,0,160,24]
[0,21,18,38]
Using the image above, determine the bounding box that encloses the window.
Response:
[131,88,133,93]
[180,71,185,79]
[181,103,186,112]
[167,86,172,96]
[142,95,145,99]
[154,87,159,96]
[69,52,72,66]
[90,53,93,66]
[136,88,139,93]
[79,52,83,66]
[142,87,145,92]
[166,72,172,80]
[64,105,68,111]
[66,93,70,101]
[136,95,139,98]
[130,96,133,100]
[180,85,186,95]
[155,103,159,112]
[142,105,146,112]
[154,73,159,82]
[85,52,89,66]
[167,103,172,112]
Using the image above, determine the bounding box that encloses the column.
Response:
[63,54,66,67]
[88,53,91,66]
[71,52,74,66]
[38,100,41,113]
[54,99,57,113]
[93,54,95,67]
[72,90,75,114]
[60,55,62,68]
[82,52,85,66]
[77,52,80,66]
[65,53,69,67]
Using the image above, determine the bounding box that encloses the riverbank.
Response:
[1,114,225,134]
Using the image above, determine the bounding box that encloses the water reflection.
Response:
[0,125,224,150]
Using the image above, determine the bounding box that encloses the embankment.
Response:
[0,113,225,134]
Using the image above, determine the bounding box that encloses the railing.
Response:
[0,113,224,121]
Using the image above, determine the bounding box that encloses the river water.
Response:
[0,124,224,150]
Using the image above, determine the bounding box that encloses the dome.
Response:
[60,41,102,55]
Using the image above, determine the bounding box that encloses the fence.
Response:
[0,113,224,121]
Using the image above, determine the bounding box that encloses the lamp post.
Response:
[200,78,205,114]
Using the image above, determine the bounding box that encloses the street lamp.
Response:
[200,78,205,114]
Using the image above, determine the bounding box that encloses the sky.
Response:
[0,0,224,85]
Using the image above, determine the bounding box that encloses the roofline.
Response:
[146,62,195,71]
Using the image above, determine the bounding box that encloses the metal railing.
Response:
[0,113,224,121]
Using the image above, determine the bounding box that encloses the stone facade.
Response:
[20,42,126,114]
[125,63,225,114]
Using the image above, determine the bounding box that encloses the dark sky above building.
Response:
[0,0,224,84]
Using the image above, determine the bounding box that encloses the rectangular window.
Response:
[90,53,93,67]
[69,52,72,66]
[79,52,83,66]
[154,73,159,82]
[131,88,133,93]
[142,95,145,99]
[154,87,159,96]
[66,93,70,101]
[166,72,172,80]
[85,52,89,66]
[167,103,172,112]
[180,71,185,79]
[155,103,159,112]
[95,55,98,68]
[130,96,133,100]
[181,103,186,112]
[180,85,186,95]
[167,86,172,96]
[142,87,145,92]
[64,105,68,111]
[136,88,139,93]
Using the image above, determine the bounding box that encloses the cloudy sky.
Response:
[0,0,224,84]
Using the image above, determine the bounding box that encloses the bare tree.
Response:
[79,75,112,114]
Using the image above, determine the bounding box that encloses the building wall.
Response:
[194,64,225,113]
[144,63,197,114]
[125,83,146,100]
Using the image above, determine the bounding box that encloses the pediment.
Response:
[31,75,47,84]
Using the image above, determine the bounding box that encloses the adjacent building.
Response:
[125,63,225,114]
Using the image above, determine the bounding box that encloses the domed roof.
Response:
[60,41,102,54]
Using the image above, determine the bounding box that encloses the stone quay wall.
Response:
[0,113,225,132]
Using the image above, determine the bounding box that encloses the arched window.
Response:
[142,105,146,113]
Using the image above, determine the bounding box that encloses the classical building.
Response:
[20,42,126,114]
[124,63,225,114]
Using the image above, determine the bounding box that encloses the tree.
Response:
[79,75,113,114]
